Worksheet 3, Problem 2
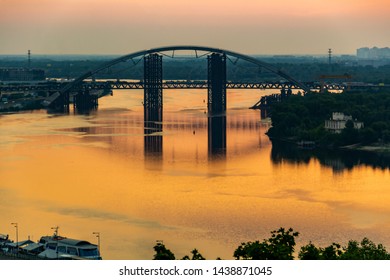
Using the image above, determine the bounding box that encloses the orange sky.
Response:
[0,0,389,54]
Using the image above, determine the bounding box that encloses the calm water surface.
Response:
[1,89,390,259]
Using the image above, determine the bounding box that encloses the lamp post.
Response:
[11,223,18,257]
[51,226,59,237]
[92,232,100,256]
[51,226,59,259]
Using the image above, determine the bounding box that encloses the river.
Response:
[1,89,390,259]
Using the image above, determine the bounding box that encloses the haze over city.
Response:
[1,0,389,55]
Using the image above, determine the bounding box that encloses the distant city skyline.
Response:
[1,0,389,55]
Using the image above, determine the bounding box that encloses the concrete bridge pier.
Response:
[207,53,227,115]
[74,89,98,112]
[52,91,70,113]
[260,109,269,120]
[207,53,227,158]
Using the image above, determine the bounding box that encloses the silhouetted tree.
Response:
[321,243,343,260]
[152,232,390,260]
[182,248,206,260]
[299,238,390,260]
[340,238,390,260]
[153,242,175,260]
[234,227,299,260]
[298,242,321,260]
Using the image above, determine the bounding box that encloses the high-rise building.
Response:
[357,47,390,59]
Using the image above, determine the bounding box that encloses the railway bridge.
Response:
[38,46,312,115]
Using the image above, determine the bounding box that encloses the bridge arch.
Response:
[49,45,311,104]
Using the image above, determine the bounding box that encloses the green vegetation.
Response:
[153,242,176,260]
[153,242,206,260]
[267,90,390,147]
[152,228,390,260]
[299,238,390,260]
[234,228,299,260]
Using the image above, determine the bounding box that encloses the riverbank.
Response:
[0,97,44,112]
[270,135,390,157]
[267,90,390,153]
[340,143,390,155]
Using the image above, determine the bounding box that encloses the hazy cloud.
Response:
[45,205,175,230]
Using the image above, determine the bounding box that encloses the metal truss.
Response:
[1,81,352,92]
[144,54,163,123]
[39,45,314,107]
[207,53,227,114]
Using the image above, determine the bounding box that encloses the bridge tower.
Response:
[144,54,163,124]
[144,54,163,157]
[207,53,226,115]
[207,53,227,156]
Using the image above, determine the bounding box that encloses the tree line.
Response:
[153,227,390,260]
[2,57,390,83]
[267,90,390,147]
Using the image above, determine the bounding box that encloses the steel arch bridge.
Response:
[43,45,311,107]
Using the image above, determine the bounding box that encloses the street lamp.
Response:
[51,226,59,237]
[11,223,18,257]
[92,232,100,255]
[51,226,59,259]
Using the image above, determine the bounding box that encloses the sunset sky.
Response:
[1,0,389,55]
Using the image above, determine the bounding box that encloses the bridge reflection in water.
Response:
[143,116,227,160]
[208,115,226,158]
[144,121,163,159]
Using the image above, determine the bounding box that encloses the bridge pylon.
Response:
[207,53,227,115]
[144,54,163,124]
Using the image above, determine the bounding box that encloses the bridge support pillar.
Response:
[74,89,98,113]
[144,54,163,124]
[260,109,269,120]
[51,91,70,112]
[207,53,226,115]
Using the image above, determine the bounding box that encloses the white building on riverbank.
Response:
[325,112,364,133]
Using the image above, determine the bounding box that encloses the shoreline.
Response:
[269,136,390,156]
[340,144,390,155]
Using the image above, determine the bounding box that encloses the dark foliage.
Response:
[233,228,299,260]
[152,228,390,260]
[299,238,390,260]
[152,242,175,260]
[267,90,390,146]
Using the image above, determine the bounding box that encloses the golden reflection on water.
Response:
[1,89,390,259]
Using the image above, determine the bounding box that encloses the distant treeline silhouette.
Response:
[152,227,390,260]
[1,56,390,83]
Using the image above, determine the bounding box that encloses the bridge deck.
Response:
[0,80,346,92]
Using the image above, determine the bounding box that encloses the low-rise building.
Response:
[325,112,364,133]
[0,67,45,81]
